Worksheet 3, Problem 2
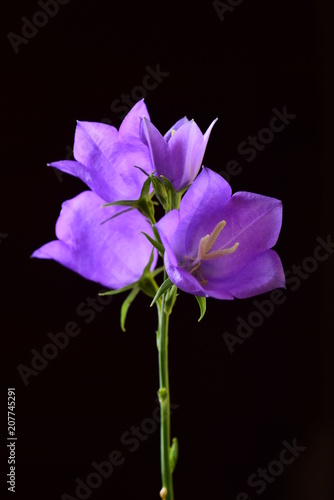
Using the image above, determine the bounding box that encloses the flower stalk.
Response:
[157,281,174,500]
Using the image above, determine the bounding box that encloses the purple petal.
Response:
[32,191,157,289]
[203,118,218,143]
[204,250,285,299]
[169,117,217,190]
[199,191,282,280]
[169,168,232,259]
[164,117,189,142]
[166,119,204,189]
[119,99,150,137]
[51,101,152,202]
[140,116,169,172]
[140,116,217,191]
[48,160,91,185]
[164,251,234,299]
[155,210,180,266]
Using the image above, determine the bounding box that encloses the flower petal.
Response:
[119,99,150,137]
[155,210,180,266]
[204,250,285,299]
[167,119,204,189]
[200,191,283,280]
[164,251,234,299]
[169,118,217,190]
[50,101,152,202]
[169,168,232,259]
[32,191,157,289]
[140,116,217,191]
[48,160,91,185]
[140,116,169,173]
[164,116,189,142]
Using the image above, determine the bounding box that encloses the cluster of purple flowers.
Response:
[33,100,285,300]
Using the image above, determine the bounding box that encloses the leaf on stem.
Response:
[169,437,179,473]
[150,277,173,307]
[120,288,140,332]
[141,232,165,255]
[195,295,207,322]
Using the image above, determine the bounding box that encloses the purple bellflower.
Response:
[156,168,285,299]
[32,191,157,289]
[49,100,152,203]
[140,114,217,191]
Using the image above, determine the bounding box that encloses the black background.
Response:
[1,1,334,499]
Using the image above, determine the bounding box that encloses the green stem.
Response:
[157,289,174,500]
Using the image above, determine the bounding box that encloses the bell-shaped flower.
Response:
[140,115,217,191]
[156,168,285,299]
[49,100,152,203]
[32,191,157,290]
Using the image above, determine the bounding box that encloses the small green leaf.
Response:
[120,288,140,332]
[141,232,165,255]
[169,437,179,473]
[152,175,168,199]
[99,283,136,296]
[134,165,150,177]
[102,200,136,208]
[195,296,207,322]
[100,207,134,225]
[152,226,163,245]
[165,285,178,315]
[150,277,173,307]
[160,175,180,210]
[140,175,152,198]
[160,175,177,196]
[158,387,168,402]
[142,248,155,275]
[151,176,168,210]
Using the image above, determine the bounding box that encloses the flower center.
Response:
[183,220,239,285]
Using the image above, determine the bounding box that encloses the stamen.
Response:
[182,220,239,286]
[202,220,226,254]
[198,234,210,259]
[171,129,176,136]
[202,242,239,260]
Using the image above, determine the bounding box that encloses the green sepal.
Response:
[120,288,140,332]
[138,275,159,298]
[102,176,155,223]
[195,295,207,322]
[135,250,159,299]
[141,232,165,255]
[160,175,180,211]
[134,165,150,177]
[150,277,173,307]
[140,174,152,198]
[169,437,179,473]
[102,199,137,208]
[100,207,134,225]
[99,251,163,330]
[151,175,169,210]
[143,248,155,275]
[99,283,135,297]
[165,285,178,315]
